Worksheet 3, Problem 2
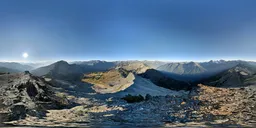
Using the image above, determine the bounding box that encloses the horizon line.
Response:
[0,59,255,63]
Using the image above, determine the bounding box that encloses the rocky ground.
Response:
[1,72,255,127]
[3,85,255,127]
[194,84,256,126]
[0,72,73,126]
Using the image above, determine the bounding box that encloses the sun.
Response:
[22,52,29,58]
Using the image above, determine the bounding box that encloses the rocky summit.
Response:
[194,84,256,126]
[2,82,255,127]
[0,72,71,125]
[0,61,256,127]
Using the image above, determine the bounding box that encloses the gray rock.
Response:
[9,103,26,120]
[145,94,152,101]
[0,73,72,121]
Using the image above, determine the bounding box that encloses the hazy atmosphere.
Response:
[0,0,256,61]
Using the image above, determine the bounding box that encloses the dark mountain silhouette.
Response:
[200,62,256,88]
[31,60,85,81]
[138,69,191,90]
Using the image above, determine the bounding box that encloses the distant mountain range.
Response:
[31,60,115,81]
[157,62,207,75]
[201,62,256,88]
[71,60,116,71]
[140,60,168,69]
[0,67,20,74]
[31,60,191,92]
[157,60,246,81]
[1,59,256,85]
[0,62,33,72]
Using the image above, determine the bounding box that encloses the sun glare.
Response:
[22,52,28,58]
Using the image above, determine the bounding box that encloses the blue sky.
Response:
[0,0,256,62]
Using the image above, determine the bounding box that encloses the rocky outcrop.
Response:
[0,72,71,121]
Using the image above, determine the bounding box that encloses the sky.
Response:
[0,0,256,62]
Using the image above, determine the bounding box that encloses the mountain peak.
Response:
[53,60,69,67]
[55,60,69,64]
[202,62,256,87]
[187,61,198,65]
[208,60,226,64]
[233,62,256,73]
